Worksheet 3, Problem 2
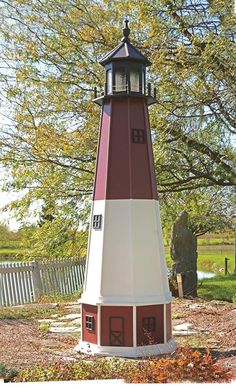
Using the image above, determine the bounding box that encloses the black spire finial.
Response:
[121,19,130,42]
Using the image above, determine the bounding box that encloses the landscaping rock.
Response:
[172,330,198,336]
[189,304,204,309]
[50,326,81,333]
[49,322,66,327]
[174,323,192,331]
[64,304,81,310]
[170,211,197,297]
[58,313,81,320]
[62,356,77,362]
[11,303,59,309]
[38,319,57,323]
[71,319,81,325]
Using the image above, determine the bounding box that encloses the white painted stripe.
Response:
[82,199,172,305]
[76,339,177,358]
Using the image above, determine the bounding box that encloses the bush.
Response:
[15,348,233,383]
[0,363,18,382]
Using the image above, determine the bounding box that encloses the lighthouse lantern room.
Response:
[76,20,176,357]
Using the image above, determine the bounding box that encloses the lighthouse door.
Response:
[109,317,124,346]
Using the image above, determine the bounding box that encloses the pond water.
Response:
[167,268,215,280]
[197,270,215,280]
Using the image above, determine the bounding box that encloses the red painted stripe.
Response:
[93,97,158,200]
[136,304,164,345]
[101,305,133,347]
[82,304,98,344]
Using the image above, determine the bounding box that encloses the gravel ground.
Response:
[0,298,235,376]
[172,298,236,375]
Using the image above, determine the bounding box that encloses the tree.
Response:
[0,223,9,240]
[0,0,235,253]
[160,187,235,245]
[20,221,88,259]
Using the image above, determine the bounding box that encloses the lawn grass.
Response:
[0,306,64,320]
[198,275,236,303]
[165,245,234,274]
[37,290,82,303]
[197,236,234,245]
[0,248,23,254]
[0,248,24,262]
[197,252,234,274]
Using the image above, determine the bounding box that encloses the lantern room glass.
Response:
[115,66,126,92]
[130,67,140,92]
[106,69,112,94]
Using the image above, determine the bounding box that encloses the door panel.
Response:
[109,316,124,346]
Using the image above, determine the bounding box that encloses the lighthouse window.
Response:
[106,69,112,94]
[85,315,95,331]
[115,66,126,92]
[132,129,146,144]
[93,214,102,230]
[130,67,140,93]
[142,317,156,332]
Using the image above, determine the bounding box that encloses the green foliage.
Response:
[161,188,234,243]
[14,348,232,383]
[0,227,25,260]
[197,235,235,246]
[0,224,9,240]
[198,275,236,302]
[39,322,51,335]
[0,363,18,382]
[20,223,88,259]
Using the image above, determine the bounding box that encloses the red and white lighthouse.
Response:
[77,21,176,357]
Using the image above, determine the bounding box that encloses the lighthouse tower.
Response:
[77,21,176,357]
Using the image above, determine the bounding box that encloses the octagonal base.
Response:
[75,338,177,358]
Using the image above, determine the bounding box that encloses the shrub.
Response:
[0,363,18,382]
[15,348,233,383]
[128,348,233,383]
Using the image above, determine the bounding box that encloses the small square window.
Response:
[85,315,95,331]
[132,129,146,144]
[93,214,102,230]
[142,317,156,332]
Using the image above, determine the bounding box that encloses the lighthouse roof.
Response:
[99,20,151,67]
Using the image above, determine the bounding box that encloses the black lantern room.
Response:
[94,20,157,106]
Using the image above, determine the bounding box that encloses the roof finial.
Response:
[121,19,130,42]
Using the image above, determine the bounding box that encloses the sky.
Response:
[0,167,24,231]
[0,190,22,231]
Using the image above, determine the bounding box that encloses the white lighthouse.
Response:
[76,21,176,357]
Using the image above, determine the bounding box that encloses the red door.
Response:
[109,316,124,346]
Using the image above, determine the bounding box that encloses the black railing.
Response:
[94,82,157,102]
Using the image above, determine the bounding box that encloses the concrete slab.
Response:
[173,323,192,331]
[58,314,81,320]
[50,326,81,333]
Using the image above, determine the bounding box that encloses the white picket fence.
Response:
[0,258,86,306]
